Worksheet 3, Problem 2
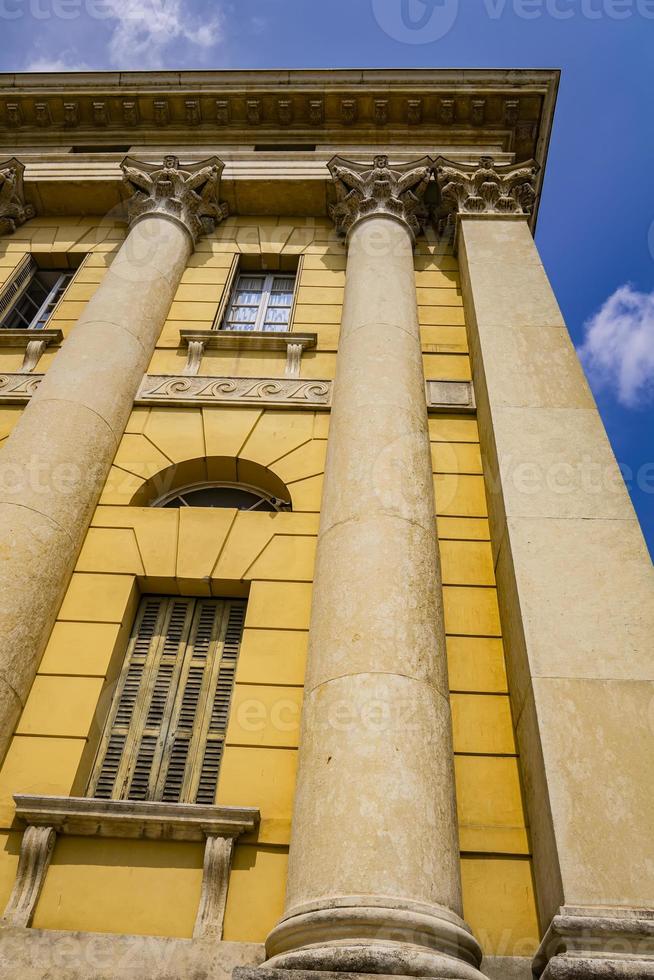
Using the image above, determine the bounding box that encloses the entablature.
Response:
[0,68,559,226]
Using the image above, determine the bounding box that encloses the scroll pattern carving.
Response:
[137,375,332,408]
[0,373,43,400]
[121,154,229,243]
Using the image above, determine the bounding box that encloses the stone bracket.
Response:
[6,796,260,940]
[0,329,62,373]
[1,825,55,929]
[179,329,317,378]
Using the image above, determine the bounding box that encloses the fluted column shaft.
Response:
[0,155,227,763]
[266,156,486,980]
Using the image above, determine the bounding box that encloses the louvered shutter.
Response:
[126,598,195,800]
[0,255,37,325]
[88,596,246,805]
[89,596,168,799]
[193,600,246,805]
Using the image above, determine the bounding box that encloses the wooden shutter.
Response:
[0,255,37,325]
[88,596,246,805]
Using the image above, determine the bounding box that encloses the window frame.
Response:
[151,480,290,512]
[220,270,297,333]
[0,256,76,331]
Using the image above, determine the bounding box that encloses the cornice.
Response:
[0,68,559,228]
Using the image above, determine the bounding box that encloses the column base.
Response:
[533,906,654,979]
[264,898,487,980]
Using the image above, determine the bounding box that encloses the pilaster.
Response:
[435,156,654,980]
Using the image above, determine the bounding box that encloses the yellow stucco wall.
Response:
[0,217,538,956]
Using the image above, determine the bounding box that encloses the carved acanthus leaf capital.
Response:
[121,154,229,244]
[328,154,432,238]
[0,159,35,236]
[433,155,539,233]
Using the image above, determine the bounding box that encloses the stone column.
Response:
[265,157,487,980]
[0,155,228,763]
[435,156,654,980]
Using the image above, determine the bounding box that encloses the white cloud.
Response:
[104,0,222,68]
[25,51,89,72]
[578,283,654,408]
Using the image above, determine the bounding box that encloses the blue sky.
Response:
[2,0,654,553]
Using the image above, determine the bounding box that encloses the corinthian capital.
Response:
[434,155,539,233]
[121,154,229,244]
[0,159,35,236]
[328,154,432,238]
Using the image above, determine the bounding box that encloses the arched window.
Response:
[151,481,291,512]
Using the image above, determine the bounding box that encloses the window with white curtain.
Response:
[221,273,296,332]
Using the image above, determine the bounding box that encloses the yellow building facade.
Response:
[0,70,651,980]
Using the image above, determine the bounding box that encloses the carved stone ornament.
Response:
[121,154,229,243]
[0,159,35,236]
[434,154,539,233]
[1,824,55,928]
[328,154,432,238]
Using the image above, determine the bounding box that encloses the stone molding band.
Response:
[0,153,539,241]
[0,372,475,414]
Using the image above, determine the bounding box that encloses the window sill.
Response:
[13,794,259,843]
[180,329,317,377]
[180,329,316,351]
[6,795,260,934]
[0,328,62,347]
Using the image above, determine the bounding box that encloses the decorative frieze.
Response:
[328,153,432,238]
[0,373,43,400]
[121,154,229,243]
[434,154,539,233]
[137,375,333,409]
[0,370,475,413]
[0,160,35,235]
